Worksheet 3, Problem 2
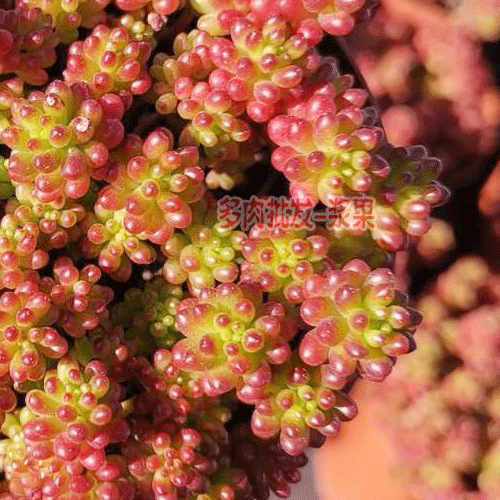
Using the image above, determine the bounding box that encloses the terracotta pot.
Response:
[312,380,410,500]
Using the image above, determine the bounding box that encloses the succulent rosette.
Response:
[151,17,321,149]
[269,71,449,251]
[0,278,67,386]
[133,350,207,420]
[240,220,331,303]
[237,359,357,456]
[162,222,246,293]
[0,198,89,290]
[111,276,185,352]
[0,205,51,290]
[299,259,421,382]
[124,419,249,500]
[172,282,297,396]
[5,197,88,250]
[123,357,247,500]
[369,145,449,251]
[49,256,114,338]
[268,69,383,208]
[149,29,215,114]
[125,423,222,499]
[2,80,126,206]
[161,198,247,294]
[0,255,114,387]
[83,127,205,275]
[64,24,153,100]
[0,357,133,500]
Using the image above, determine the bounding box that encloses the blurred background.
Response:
[304,0,500,499]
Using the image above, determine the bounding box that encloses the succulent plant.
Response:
[3,80,126,206]
[0,0,456,498]
[377,258,500,500]
[299,259,421,382]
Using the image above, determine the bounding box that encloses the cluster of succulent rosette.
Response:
[0,0,449,498]
[344,0,500,179]
[378,257,500,500]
